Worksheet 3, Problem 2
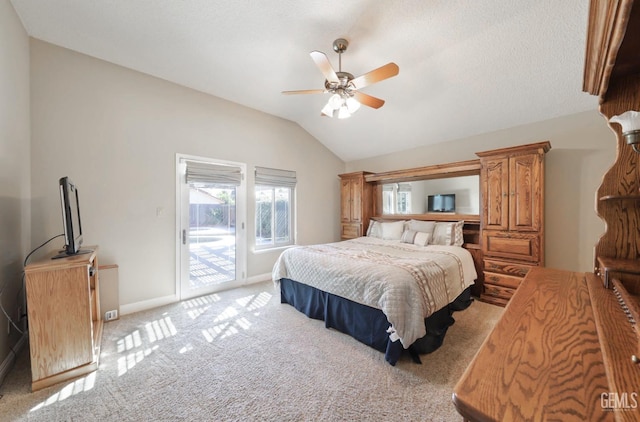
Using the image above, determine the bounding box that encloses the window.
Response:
[255,167,296,249]
[382,183,412,214]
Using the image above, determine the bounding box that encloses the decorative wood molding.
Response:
[475,140,551,158]
[364,159,480,183]
[583,0,635,101]
[371,213,480,224]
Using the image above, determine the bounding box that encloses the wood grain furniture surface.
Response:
[24,246,103,391]
[475,141,550,306]
[453,267,639,422]
[339,171,373,240]
[584,0,640,296]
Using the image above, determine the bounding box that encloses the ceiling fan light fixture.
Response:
[321,102,335,117]
[285,38,398,119]
[328,93,343,109]
[322,92,360,119]
[337,105,351,119]
[346,96,361,113]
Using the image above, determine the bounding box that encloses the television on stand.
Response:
[427,194,456,213]
[52,177,93,259]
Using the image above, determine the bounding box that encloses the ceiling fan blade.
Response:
[351,62,399,89]
[353,91,385,109]
[310,51,339,83]
[282,89,326,95]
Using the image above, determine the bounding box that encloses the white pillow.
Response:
[401,229,431,246]
[367,220,382,238]
[381,220,405,240]
[414,231,431,246]
[432,222,455,245]
[408,220,435,236]
[432,221,465,246]
[400,229,417,244]
[453,220,464,246]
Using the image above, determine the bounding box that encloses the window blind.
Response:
[398,183,412,192]
[255,166,297,188]
[185,160,242,186]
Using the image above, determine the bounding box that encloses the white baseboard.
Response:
[120,294,178,316]
[0,332,28,387]
[119,274,272,316]
[246,273,271,284]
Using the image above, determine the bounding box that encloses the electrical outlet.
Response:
[104,310,118,321]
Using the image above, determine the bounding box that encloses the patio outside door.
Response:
[177,155,246,300]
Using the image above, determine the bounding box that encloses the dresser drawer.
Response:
[483,283,517,300]
[484,259,534,278]
[478,294,510,307]
[341,223,361,239]
[483,231,540,262]
[483,272,522,289]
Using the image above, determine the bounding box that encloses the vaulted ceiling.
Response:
[10,0,598,161]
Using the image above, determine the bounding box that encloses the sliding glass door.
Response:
[177,155,246,300]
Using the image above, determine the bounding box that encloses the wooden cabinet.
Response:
[477,142,550,306]
[24,246,103,391]
[481,151,543,231]
[339,172,373,239]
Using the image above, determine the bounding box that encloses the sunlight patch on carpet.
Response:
[117,346,157,376]
[145,314,178,342]
[235,291,272,313]
[30,372,96,412]
[182,294,221,320]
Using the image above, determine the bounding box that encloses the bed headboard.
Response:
[363,159,483,296]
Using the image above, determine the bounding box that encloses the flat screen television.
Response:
[53,177,91,259]
[427,194,455,213]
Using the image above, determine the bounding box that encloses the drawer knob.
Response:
[633,355,640,365]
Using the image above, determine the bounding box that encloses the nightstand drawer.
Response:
[341,223,361,239]
[483,272,522,289]
[483,283,517,300]
[483,231,540,262]
[484,259,534,278]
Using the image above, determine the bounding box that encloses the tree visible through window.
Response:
[255,186,292,248]
[254,166,296,249]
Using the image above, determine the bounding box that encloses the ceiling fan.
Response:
[282,38,399,119]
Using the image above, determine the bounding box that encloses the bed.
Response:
[272,219,478,365]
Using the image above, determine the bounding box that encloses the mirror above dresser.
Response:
[364,159,482,222]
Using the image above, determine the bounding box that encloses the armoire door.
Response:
[509,153,542,232]
[482,157,509,230]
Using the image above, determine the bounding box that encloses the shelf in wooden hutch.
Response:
[597,256,640,288]
[599,194,640,201]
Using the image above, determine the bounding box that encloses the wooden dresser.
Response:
[453,267,640,421]
[476,141,550,306]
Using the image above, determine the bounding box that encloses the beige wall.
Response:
[347,110,615,272]
[29,40,344,309]
[0,0,31,378]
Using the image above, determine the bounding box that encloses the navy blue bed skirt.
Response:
[279,278,473,365]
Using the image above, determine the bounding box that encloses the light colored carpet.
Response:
[0,281,503,421]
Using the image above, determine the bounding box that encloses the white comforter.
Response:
[272,237,477,348]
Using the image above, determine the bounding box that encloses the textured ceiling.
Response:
[10,0,599,162]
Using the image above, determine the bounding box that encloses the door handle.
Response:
[182,229,187,245]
